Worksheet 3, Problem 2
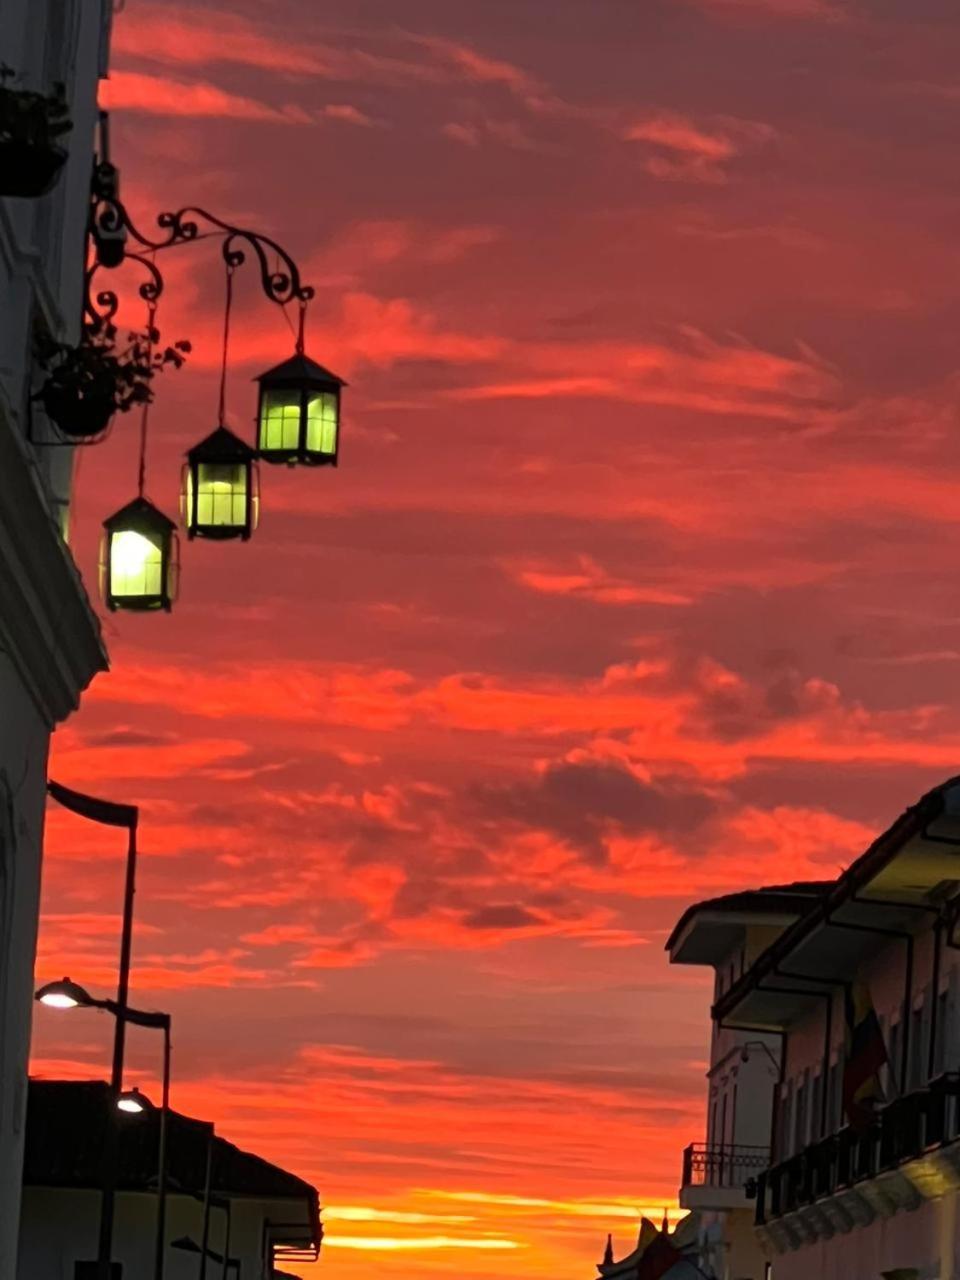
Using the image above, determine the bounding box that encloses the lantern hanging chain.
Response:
[217,262,236,429]
[296,299,307,356]
[137,295,158,499]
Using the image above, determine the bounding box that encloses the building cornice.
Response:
[713,778,960,1027]
[0,412,107,726]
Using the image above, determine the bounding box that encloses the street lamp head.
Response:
[100,496,179,612]
[35,977,93,1010]
[182,425,259,541]
[255,352,345,467]
[117,1086,154,1114]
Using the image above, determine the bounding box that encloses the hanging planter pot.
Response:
[40,384,115,440]
[0,80,72,198]
[34,325,190,443]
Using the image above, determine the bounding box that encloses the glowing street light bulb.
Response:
[117,1087,152,1114]
[42,991,79,1009]
[35,977,92,1010]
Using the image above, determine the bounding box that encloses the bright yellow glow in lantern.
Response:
[101,497,178,611]
[182,426,259,540]
[259,390,302,455]
[111,530,162,599]
[306,392,339,457]
[255,352,345,466]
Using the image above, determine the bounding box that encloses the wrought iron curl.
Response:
[85,168,316,330]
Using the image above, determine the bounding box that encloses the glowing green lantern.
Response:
[100,497,178,612]
[255,353,345,466]
[182,426,259,540]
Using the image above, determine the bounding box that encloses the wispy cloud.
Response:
[100,71,312,123]
[623,113,776,182]
[684,0,848,20]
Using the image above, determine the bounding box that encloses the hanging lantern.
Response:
[100,497,178,612]
[182,426,259,540]
[255,353,345,466]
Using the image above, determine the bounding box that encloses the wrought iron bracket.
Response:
[85,124,315,333]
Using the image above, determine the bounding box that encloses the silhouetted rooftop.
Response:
[24,1079,321,1248]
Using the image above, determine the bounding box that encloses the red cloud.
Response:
[100,70,312,123]
[623,113,776,182]
[687,0,846,19]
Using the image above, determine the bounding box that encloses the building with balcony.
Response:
[0,3,112,1272]
[18,1080,323,1279]
[666,882,830,1279]
[713,775,960,1280]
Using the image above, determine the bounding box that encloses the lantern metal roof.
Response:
[254,352,346,388]
[102,495,177,534]
[185,425,256,464]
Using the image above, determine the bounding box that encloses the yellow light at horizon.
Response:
[323,1235,524,1252]
[325,1206,477,1225]
[421,1190,685,1222]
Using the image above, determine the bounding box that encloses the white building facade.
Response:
[713,776,960,1280]
[0,2,111,1272]
[667,882,829,1280]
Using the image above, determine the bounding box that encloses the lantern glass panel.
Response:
[306,391,339,457]
[189,462,253,530]
[110,528,164,600]
[259,389,302,454]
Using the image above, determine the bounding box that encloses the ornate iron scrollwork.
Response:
[85,157,314,332]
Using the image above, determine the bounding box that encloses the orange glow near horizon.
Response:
[29,2,960,1279]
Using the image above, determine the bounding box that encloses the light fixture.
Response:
[182,425,259,540]
[117,1086,153,1114]
[255,352,345,467]
[35,977,93,1010]
[101,497,178,612]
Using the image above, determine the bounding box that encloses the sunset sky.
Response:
[27,0,960,1277]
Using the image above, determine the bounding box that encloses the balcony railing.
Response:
[754,1073,960,1226]
[682,1143,770,1191]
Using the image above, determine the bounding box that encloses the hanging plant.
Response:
[35,324,191,442]
[0,71,72,198]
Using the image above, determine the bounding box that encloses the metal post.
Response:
[48,782,139,1280]
[199,1127,215,1280]
[220,1199,231,1280]
[97,820,138,1277]
[154,1017,171,1280]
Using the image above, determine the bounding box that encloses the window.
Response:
[794,1072,808,1152]
[889,1020,901,1096]
[811,1072,822,1141]
[910,1000,925,1090]
[777,1083,792,1160]
[936,989,950,1077]
[827,1058,840,1132]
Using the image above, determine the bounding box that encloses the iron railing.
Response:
[682,1143,771,1191]
[754,1072,960,1226]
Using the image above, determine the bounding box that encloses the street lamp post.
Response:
[45,781,139,1280]
[35,979,172,1280]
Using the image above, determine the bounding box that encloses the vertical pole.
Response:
[198,1127,214,1280]
[220,1200,231,1280]
[97,818,138,1279]
[154,1018,171,1280]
